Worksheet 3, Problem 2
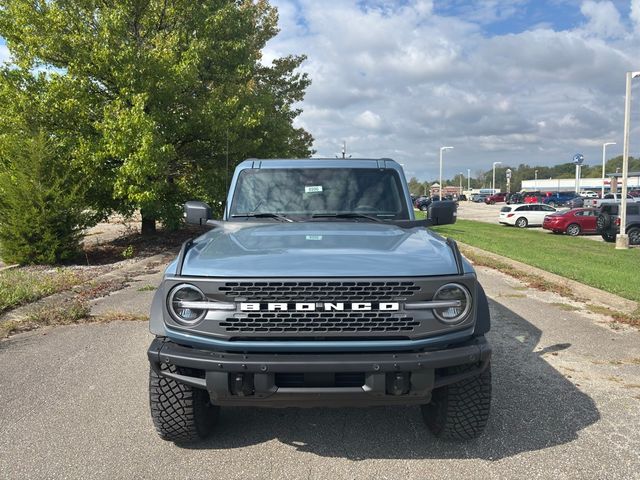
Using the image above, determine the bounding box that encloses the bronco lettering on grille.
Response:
[239,302,400,312]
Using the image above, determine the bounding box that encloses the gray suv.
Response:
[596,202,640,244]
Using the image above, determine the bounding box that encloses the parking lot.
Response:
[456,201,605,242]
[1,265,638,480]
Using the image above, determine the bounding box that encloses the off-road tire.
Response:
[596,212,611,232]
[515,217,528,228]
[149,364,218,443]
[601,231,616,243]
[422,363,492,440]
[566,223,581,236]
[629,227,640,245]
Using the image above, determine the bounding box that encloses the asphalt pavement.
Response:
[0,267,639,479]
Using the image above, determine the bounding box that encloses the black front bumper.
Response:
[147,337,491,407]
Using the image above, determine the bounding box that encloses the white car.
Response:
[499,203,557,228]
[579,191,598,198]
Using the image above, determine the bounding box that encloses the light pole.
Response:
[439,146,453,199]
[534,169,538,191]
[601,142,616,197]
[459,172,463,197]
[467,168,471,192]
[616,71,640,249]
[492,161,502,192]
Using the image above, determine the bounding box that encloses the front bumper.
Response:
[147,336,491,407]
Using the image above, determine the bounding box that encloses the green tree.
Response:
[0,132,92,264]
[0,0,313,234]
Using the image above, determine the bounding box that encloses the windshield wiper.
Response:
[231,213,294,223]
[310,213,383,223]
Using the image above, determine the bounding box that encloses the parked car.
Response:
[471,193,489,203]
[541,192,579,208]
[523,192,543,204]
[566,196,585,208]
[579,191,599,198]
[458,194,467,201]
[584,193,640,208]
[415,196,433,211]
[499,203,557,228]
[413,195,429,208]
[484,192,507,204]
[542,208,599,236]
[596,202,640,244]
[506,192,524,204]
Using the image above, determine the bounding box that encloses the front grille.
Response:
[275,372,365,388]
[220,311,419,334]
[218,281,421,302]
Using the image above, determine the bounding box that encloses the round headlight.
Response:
[168,284,207,325]
[433,283,471,324]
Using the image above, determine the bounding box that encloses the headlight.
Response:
[432,283,471,324]
[168,284,207,325]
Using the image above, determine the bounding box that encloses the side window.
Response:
[574,211,584,216]
[516,205,529,211]
[529,205,541,211]
[541,205,555,212]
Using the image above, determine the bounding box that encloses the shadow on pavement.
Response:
[182,300,600,460]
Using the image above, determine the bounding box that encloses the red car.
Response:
[484,192,507,204]
[542,208,598,236]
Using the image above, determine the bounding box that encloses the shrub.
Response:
[0,133,93,264]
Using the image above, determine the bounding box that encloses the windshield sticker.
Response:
[305,185,323,193]
[305,235,323,241]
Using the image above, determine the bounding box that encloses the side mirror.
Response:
[428,200,457,225]
[184,201,212,226]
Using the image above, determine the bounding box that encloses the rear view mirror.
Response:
[428,200,457,226]
[184,201,212,225]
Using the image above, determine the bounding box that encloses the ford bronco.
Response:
[147,158,492,443]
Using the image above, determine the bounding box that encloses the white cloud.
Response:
[580,1,625,38]
[632,0,640,31]
[263,1,640,178]
[354,110,384,131]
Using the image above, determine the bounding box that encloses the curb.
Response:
[459,242,639,315]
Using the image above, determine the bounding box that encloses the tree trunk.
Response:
[141,214,156,236]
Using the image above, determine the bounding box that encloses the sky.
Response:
[1,2,640,181]
[262,0,640,181]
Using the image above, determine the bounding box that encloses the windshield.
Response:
[229,168,410,220]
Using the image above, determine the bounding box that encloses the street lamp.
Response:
[467,168,471,192]
[459,172,463,197]
[601,142,616,197]
[492,161,502,192]
[439,146,453,199]
[534,169,538,191]
[616,71,640,249]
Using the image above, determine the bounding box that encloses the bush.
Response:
[0,133,93,264]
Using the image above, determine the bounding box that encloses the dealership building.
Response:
[521,172,640,192]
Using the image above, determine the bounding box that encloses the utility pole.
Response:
[467,168,471,192]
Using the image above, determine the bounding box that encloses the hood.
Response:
[177,222,459,278]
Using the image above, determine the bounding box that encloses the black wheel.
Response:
[566,223,581,236]
[596,213,611,232]
[422,362,492,440]
[149,364,218,443]
[601,231,616,243]
[420,204,428,211]
[629,227,640,245]
[515,217,528,228]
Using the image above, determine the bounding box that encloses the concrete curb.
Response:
[459,242,639,315]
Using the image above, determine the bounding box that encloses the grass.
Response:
[428,218,640,302]
[0,268,88,314]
